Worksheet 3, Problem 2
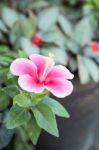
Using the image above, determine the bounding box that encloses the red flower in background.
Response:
[32,34,43,46]
[90,42,99,53]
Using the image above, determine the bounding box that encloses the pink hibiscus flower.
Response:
[10,54,74,98]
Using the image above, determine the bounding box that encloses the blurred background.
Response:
[0,0,99,150]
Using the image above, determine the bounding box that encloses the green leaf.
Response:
[38,7,59,31]
[10,16,37,43]
[74,18,93,46]
[84,47,99,58]
[0,89,10,111]
[7,106,31,129]
[69,58,78,72]
[0,68,8,76]
[0,46,9,53]
[86,0,99,8]
[14,137,26,150]
[20,37,40,55]
[13,93,34,108]
[41,46,68,65]
[6,76,17,86]
[0,56,13,66]
[14,136,34,150]
[41,27,66,48]
[68,0,77,5]
[42,97,70,118]
[77,55,90,84]
[26,116,41,145]
[0,20,8,33]
[0,31,3,40]
[2,7,19,28]
[30,91,48,103]
[58,15,72,36]
[17,127,29,142]
[0,68,9,84]
[18,50,28,58]
[0,113,2,123]
[15,91,47,107]
[66,39,80,54]
[16,0,48,10]
[30,1,48,9]
[20,15,37,38]
[96,57,99,64]
[32,103,59,137]
[83,57,99,82]
[3,85,20,98]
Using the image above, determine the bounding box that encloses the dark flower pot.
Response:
[36,79,99,150]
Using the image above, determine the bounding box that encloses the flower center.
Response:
[46,53,54,67]
[39,53,54,83]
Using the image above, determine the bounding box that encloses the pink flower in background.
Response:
[10,54,74,98]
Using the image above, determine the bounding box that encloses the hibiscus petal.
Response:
[29,54,47,75]
[29,54,55,77]
[46,65,74,81]
[45,79,73,98]
[10,58,37,76]
[18,74,44,93]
